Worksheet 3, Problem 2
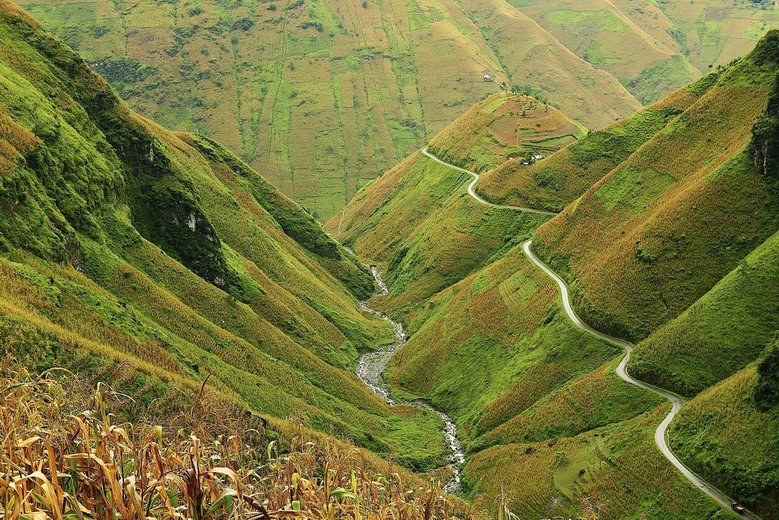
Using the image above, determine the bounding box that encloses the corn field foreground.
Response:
[0,367,484,520]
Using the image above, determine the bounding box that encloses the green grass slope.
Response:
[466,407,737,519]
[630,230,779,397]
[0,0,451,470]
[534,34,779,341]
[385,237,735,518]
[669,351,779,518]
[387,245,652,442]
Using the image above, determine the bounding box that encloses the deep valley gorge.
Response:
[0,0,778,518]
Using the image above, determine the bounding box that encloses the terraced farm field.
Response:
[19,0,777,217]
[427,91,583,172]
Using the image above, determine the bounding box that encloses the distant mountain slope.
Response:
[504,0,702,104]
[15,0,643,218]
[450,0,644,126]
[16,0,776,217]
[655,0,779,70]
[0,0,451,470]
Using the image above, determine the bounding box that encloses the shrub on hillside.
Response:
[751,29,779,66]
[754,342,779,411]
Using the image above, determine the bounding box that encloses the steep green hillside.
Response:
[327,65,766,519]
[381,228,737,518]
[669,351,779,518]
[534,33,779,341]
[388,246,653,441]
[630,230,779,396]
[0,0,451,471]
[326,32,779,517]
[504,32,779,513]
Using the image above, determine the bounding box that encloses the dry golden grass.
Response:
[0,365,484,520]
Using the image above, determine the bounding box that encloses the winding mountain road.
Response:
[421,147,751,517]
[522,241,747,516]
[421,148,557,216]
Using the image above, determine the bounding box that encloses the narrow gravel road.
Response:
[421,148,557,216]
[420,147,750,517]
[522,240,749,517]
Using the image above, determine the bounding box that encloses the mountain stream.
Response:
[356,266,465,493]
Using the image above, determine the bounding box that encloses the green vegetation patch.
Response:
[631,230,779,396]
[546,9,627,33]
[594,166,676,213]
[670,363,779,517]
